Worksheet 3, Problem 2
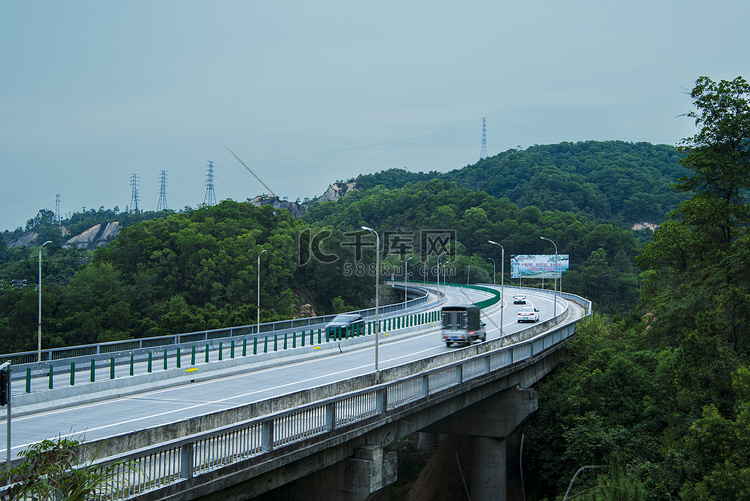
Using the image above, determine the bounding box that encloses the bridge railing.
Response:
[0,284,436,369]
[72,296,588,500]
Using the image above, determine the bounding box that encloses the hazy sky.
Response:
[2,0,748,232]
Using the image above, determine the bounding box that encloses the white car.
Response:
[517,305,540,323]
[513,294,527,304]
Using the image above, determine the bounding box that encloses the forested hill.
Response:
[351,140,687,226]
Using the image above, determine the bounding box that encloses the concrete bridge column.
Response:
[471,436,507,500]
[269,445,397,501]
[423,386,538,501]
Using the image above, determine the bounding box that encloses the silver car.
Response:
[517,305,540,323]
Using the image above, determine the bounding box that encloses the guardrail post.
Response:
[242,338,247,357]
[326,402,336,432]
[230,341,235,359]
[163,350,168,370]
[301,330,305,347]
[191,346,196,365]
[205,344,209,363]
[274,335,278,352]
[147,352,152,373]
[177,348,181,368]
[283,333,287,350]
[130,354,134,376]
[318,329,322,344]
[70,362,75,386]
[180,442,194,479]
[218,342,223,361]
[264,336,268,353]
[376,387,387,415]
[26,368,30,393]
[48,365,53,389]
[253,338,258,355]
[262,420,273,453]
[110,358,115,379]
[91,359,96,381]
[293,332,296,348]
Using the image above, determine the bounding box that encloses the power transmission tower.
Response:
[204,161,217,206]
[130,173,141,213]
[157,170,168,211]
[480,117,487,160]
[55,193,61,225]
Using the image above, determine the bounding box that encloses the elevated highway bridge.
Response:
[1,283,590,500]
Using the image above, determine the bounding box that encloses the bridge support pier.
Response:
[422,385,537,501]
[267,445,397,501]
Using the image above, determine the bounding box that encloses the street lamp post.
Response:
[487,257,496,285]
[540,237,558,318]
[436,251,447,292]
[404,256,413,310]
[38,240,52,363]
[362,226,380,379]
[488,241,504,338]
[257,249,267,334]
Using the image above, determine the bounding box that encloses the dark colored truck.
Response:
[441,305,486,347]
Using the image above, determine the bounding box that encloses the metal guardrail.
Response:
[68,295,586,500]
[0,284,436,368]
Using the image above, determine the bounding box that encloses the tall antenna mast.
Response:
[480,117,487,160]
[55,193,61,225]
[157,170,168,211]
[204,161,217,206]
[130,173,140,213]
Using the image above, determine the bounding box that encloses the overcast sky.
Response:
[1,0,748,233]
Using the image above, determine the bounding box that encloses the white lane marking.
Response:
[8,289,527,450]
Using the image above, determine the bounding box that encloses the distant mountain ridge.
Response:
[4,140,685,249]
[349,140,687,226]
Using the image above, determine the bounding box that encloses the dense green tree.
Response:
[638,76,750,354]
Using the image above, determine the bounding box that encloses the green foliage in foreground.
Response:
[1,437,134,501]
[526,315,750,500]
[525,76,750,500]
